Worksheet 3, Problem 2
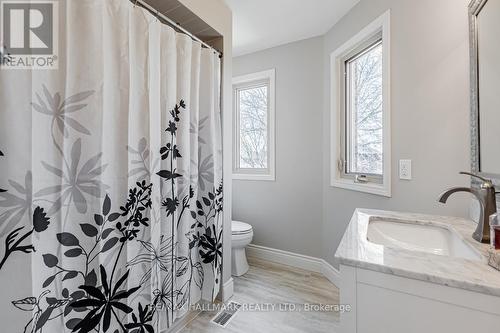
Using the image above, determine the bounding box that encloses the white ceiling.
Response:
[225,0,361,57]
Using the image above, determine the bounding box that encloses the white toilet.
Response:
[231,220,253,276]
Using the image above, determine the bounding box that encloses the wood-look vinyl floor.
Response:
[180,257,340,333]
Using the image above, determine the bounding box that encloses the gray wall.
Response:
[233,37,324,258]
[233,0,472,265]
[322,0,471,265]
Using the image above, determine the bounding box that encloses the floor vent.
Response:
[210,301,241,328]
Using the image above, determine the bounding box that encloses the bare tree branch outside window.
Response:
[347,42,383,175]
[238,86,268,168]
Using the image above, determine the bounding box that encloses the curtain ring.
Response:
[134,0,138,7]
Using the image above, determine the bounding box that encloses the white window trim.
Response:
[330,10,391,197]
[232,69,276,181]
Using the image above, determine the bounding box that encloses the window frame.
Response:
[232,69,276,181]
[341,35,384,184]
[330,10,391,197]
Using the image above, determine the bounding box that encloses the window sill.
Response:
[330,177,391,197]
[233,173,275,182]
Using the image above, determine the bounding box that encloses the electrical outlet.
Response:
[399,159,412,180]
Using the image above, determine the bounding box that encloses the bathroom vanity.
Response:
[335,209,500,333]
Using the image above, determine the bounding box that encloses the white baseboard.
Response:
[220,277,234,302]
[246,244,340,287]
[320,258,341,287]
[247,244,323,272]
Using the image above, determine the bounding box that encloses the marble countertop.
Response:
[334,209,500,297]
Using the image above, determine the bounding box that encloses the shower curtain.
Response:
[0,0,223,332]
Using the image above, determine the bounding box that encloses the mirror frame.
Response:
[469,0,500,184]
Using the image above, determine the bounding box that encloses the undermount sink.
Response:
[367,219,483,261]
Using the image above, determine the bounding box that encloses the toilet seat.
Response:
[232,221,253,235]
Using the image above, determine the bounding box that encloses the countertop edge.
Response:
[335,255,500,297]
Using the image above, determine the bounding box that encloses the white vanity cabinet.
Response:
[339,265,500,333]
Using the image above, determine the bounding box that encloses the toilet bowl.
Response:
[231,221,253,276]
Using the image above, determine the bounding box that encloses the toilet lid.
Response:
[232,221,252,235]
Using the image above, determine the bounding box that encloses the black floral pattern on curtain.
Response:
[4,98,222,333]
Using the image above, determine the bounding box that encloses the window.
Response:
[343,37,383,180]
[331,11,391,196]
[233,69,275,181]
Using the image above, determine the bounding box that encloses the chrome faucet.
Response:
[438,172,497,243]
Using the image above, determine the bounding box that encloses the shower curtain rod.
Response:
[133,0,222,57]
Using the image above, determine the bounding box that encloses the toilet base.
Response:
[231,247,249,276]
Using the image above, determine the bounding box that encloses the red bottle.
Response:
[494,227,500,250]
[490,214,500,250]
